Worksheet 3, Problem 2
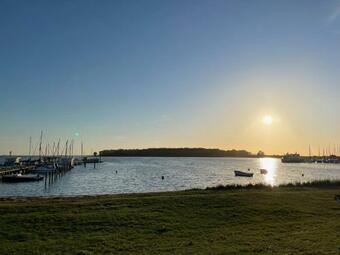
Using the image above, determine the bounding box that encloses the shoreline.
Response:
[1,179,340,201]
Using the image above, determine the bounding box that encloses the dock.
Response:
[0,166,36,176]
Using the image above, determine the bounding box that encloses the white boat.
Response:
[57,157,74,168]
[0,156,19,166]
[234,170,254,177]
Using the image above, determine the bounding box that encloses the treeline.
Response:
[99,148,253,157]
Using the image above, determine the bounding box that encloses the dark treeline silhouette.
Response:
[99,148,254,157]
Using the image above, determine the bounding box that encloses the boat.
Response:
[234,170,254,177]
[1,174,43,183]
[260,169,268,175]
[31,163,58,173]
[0,156,20,166]
[72,158,84,165]
[325,155,340,164]
[0,156,6,166]
[58,157,75,168]
[281,153,304,163]
[19,156,32,165]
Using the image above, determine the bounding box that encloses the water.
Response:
[1,157,340,197]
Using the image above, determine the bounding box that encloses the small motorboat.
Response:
[260,169,268,175]
[234,170,254,177]
[1,174,44,183]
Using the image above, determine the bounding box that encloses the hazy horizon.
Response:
[1,0,340,155]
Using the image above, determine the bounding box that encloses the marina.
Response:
[0,131,103,188]
[282,153,340,164]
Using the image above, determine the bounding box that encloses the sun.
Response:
[263,115,273,125]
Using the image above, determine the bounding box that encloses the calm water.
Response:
[1,157,340,197]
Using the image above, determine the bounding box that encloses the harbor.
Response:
[282,148,340,164]
[0,131,103,185]
[0,154,101,181]
[2,140,340,197]
[1,157,340,197]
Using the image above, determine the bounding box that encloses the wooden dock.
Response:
[0,166,36,176]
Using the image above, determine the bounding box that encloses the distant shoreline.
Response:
[99,148,281,158]
[100,155,281,158]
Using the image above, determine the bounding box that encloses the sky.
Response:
[0,0,340,155]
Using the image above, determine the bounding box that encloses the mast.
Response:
[81,141,84,157]
[57,139,60,156]
[52,142,55,157]
[72,140,74,156]
[69,140,74,157]
[38,131,43,160]
[65,140,68,157]
[28,136,32,156]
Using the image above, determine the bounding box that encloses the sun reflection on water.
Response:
[260,158,278,186]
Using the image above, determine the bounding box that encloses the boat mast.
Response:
[57,139,60,156]
[69,140,72,157]
[71,139,74,157]
[52,142,55,157]
[45,144,48,157]
[65,140,68,157]
[38,131,43,160]
[29,136,32,156]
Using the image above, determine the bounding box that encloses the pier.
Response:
[0,166,36,176]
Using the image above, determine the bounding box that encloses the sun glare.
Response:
[263,115,273,125]
[260,158,278,186]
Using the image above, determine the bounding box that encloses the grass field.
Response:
[1,185,340,254]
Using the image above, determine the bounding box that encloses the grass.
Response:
[1,182,340,254]
[206,180,340,190]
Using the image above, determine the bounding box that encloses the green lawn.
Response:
[0,187,340,254]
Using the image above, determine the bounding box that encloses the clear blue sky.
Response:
[1,0,340,155]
